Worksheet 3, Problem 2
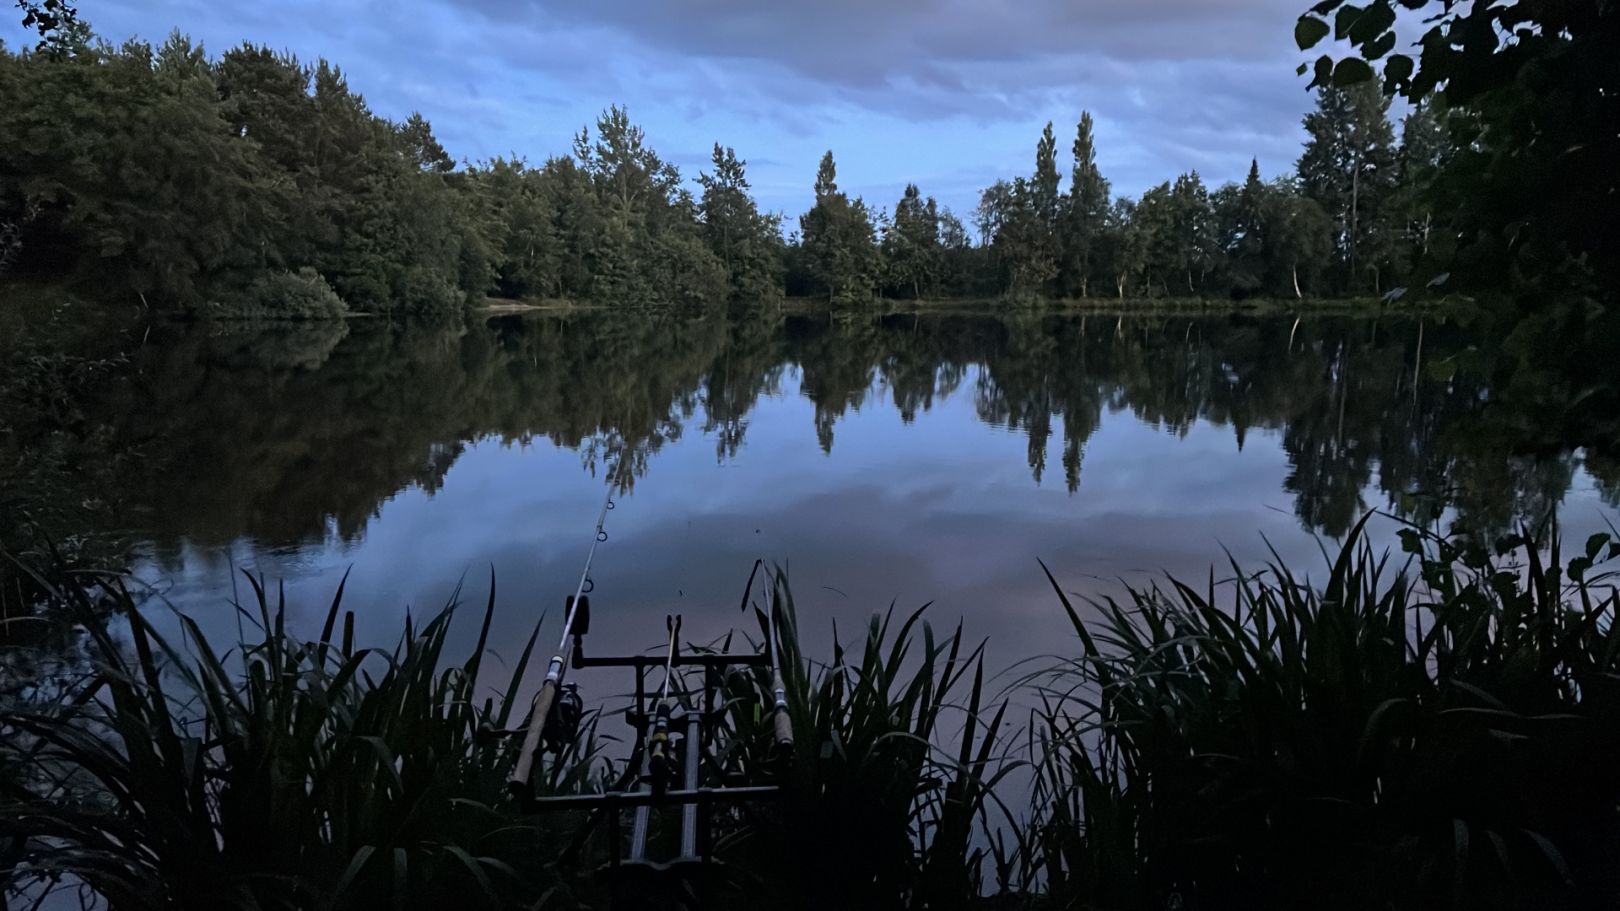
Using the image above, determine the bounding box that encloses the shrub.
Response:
[208,268,349,320]
[397,267,468,316]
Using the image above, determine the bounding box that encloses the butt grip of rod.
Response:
[648,701,674,793]
[508,676,559,793]
[771,669,793,749]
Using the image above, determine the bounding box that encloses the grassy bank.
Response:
[4,519,1618,909]
[779,294,1394,318]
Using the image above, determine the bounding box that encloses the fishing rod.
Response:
[647,614,682,792]
[765,583,794,752]
[630,614,683,861]
[740,560,794,754]
[509,481,617,793]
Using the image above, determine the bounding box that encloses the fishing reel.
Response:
[543,682,583,754]
[647,701,676,795]
[645,613,683,795]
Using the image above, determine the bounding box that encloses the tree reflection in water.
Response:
[6,309,1617,570]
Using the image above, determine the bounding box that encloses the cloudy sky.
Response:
[6,0,1323,218]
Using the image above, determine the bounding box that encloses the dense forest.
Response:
[6,0,1609,314]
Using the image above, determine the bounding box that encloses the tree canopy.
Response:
[3,1,1614,314]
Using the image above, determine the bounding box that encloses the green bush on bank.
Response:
[204,268,349,320]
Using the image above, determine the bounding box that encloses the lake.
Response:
[12,308,1618,675]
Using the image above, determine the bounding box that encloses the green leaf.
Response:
[1365,30,1397,60]
[1297,62,1309,76]
[1332,57,1376,86]
[1384,53,1416,87]
[1586,533,1609,561]
[1569,556,1592,583]
[1334,4,1366,40]
[1348,0,1396,44]
[1398,529,1424,555]
[1310,54,1336,89]
[1296,16,1331,50]
[1311,0,1345,13]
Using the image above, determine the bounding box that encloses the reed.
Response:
[7,518,1620,909]
[0,566,604,911]
[710,568,1017,910]
[1026,516,1620,910]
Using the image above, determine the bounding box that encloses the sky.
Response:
[4,0,1326,220]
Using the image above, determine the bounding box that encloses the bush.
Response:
[396,267,468,316]
[207,268,349,320]
[648,230,729,309]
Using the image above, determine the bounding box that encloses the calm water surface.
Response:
[54,310,1615,671]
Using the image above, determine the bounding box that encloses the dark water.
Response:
[19,310,1619,670]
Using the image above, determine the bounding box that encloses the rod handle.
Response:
[771,670,794,749]
[508,677,559,794]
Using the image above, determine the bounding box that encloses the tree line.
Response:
[0,1,1608,315]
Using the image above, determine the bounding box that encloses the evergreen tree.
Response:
[882,183,941,299]
[1298,84,1399,294]
[1390,99,1454,285]
[1032,121,1061,232]
[799,151,880,304]
[466,157,560,299]
[990,124,1063,300]
[1218,159,1270,296]
[1030,122,1062,293]
[697,144,783,307]
[569,107,726,307]
[397,112,454,173]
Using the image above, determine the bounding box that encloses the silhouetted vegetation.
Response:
[4,0,1619,903]
[1021,519,1620,910]
[6,523,1618,909]
[0,554,1010,910]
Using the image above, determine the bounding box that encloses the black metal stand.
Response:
[522,609,782,909]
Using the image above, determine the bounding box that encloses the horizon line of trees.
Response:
[0,11,1579,314]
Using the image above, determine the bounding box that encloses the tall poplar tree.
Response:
[1060,112,1110,297]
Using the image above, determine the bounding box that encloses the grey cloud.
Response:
[451,0,1318,129]
[469,0,1306,78]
